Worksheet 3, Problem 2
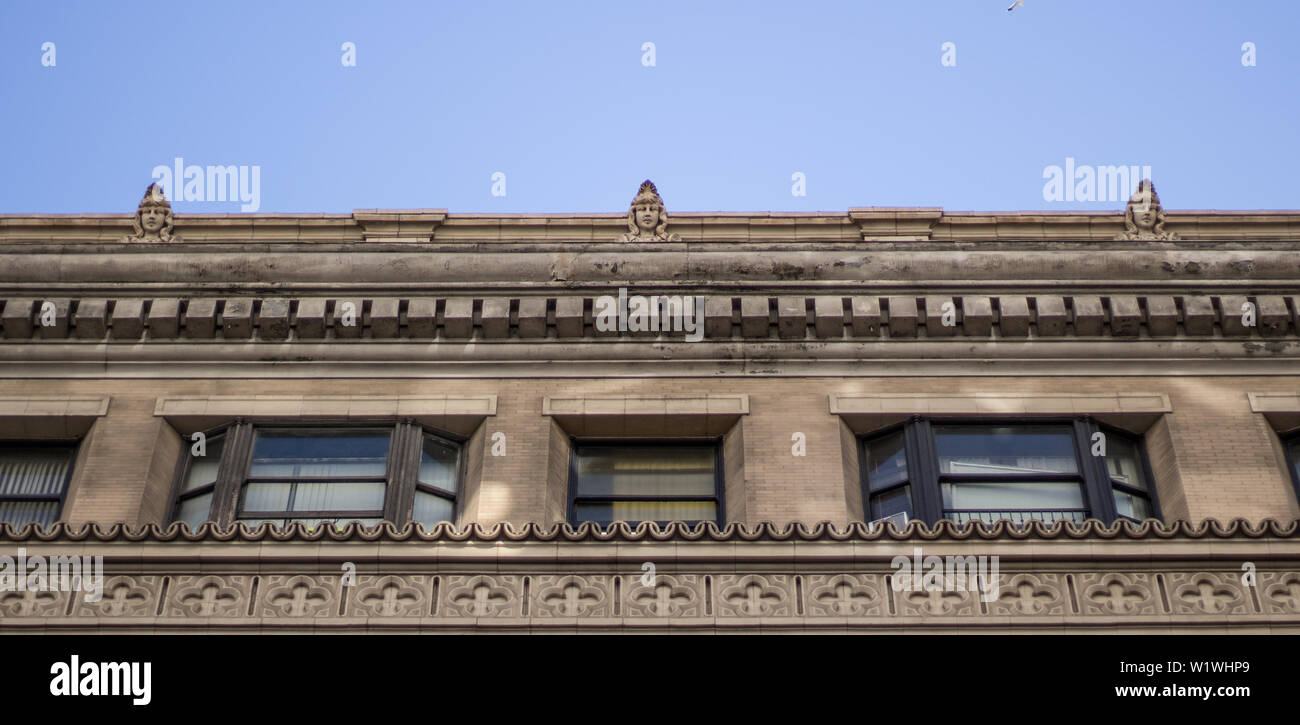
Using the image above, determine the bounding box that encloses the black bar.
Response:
[1,634,1286,712]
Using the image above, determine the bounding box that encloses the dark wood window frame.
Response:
[858,416,1161,527]
[1282,431,1300,506]
[0,439,81,528]
[168,418,466,530]
[170,429,227,526]
[567,437,725,527]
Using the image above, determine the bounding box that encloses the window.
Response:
[1104,434,1155,520]
[239,429,391,528]
[174,432,224,530]
[860,419,1158,527]
[1284,434,1300,505]
[0,442,78,529]
[170,421,463,531]
[569,441,722,526]
[413,433,460,528]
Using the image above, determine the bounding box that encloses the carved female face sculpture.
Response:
[622,179,678,241]
[140,206,166,233]
[1131,191,1157,231]
[634,203,661,234]
[127,183,177,242]
[1115,179,1176,241]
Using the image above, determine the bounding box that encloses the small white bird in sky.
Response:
[1007,0,1024,10]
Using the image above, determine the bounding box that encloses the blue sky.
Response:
[0,1,1295,214]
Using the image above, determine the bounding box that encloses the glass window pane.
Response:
[864,432,908,491]
[1113,490,1151,520]
[934,425,1078,475]
[1287,439,1300,487]
[0,446,75,497]
[574,500,716,524]
[291,518,383,531]
[242,482,292,512]
[575,446,715,496]
[419,435,460,493]
[182,435,224,492]
[289,481,385,512]
[176,492,213,529]
[241,481,385,514]
[1105,435,1147,490]
[248,430,389,478]
[0,501,60,528]
[942,481,1085,510]
[239,518,383,531]
[948,510,1085,526]
[870,486,912,521]
[412,491,454,528]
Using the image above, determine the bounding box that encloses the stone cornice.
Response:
[2,208,1300,244]
[2,293,1296,343]
[4,248,1297,298]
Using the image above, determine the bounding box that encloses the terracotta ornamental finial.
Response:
[619,179,680,242]
[124,183,181,243]
[1115,179,1177,240]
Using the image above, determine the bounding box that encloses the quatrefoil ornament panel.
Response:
[1076,572,1161,616]
[715,574,796,618]
[349,575,430,618]
[623,574,705,618]
[1166,572,1252,616]
[258,575,340,618]
[805,574,887,617]
[165,575,252,617]
[74,575,162,618]
[892,581,981,617]
[441,575,522,618]
[1258,572,1300,615]
[987,573,1069,617]
[532,575,613,618]
[0,585,72,617]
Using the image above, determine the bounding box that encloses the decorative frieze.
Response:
[2,520,1297,631]
[8,568,1295,629]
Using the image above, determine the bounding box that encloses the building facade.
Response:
[1,180,1299,632]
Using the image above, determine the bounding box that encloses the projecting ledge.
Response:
[0,395,110,437]
[542,394,749,436]
[1248,392,1300,434]
[829,392,1172,435]
[152,395,497,436]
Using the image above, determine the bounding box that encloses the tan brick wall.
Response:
[4,375,1298,527]
[543,418,570,526]
[742,384,847,525]
[475,391,551,526]
[59,396,179,525]
[840,418,864,522]
[458,421,485,523]
[1144,415,1190,521]
[1152,380,1300,522]
[137,416,182,524]
[722,419,746,524]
